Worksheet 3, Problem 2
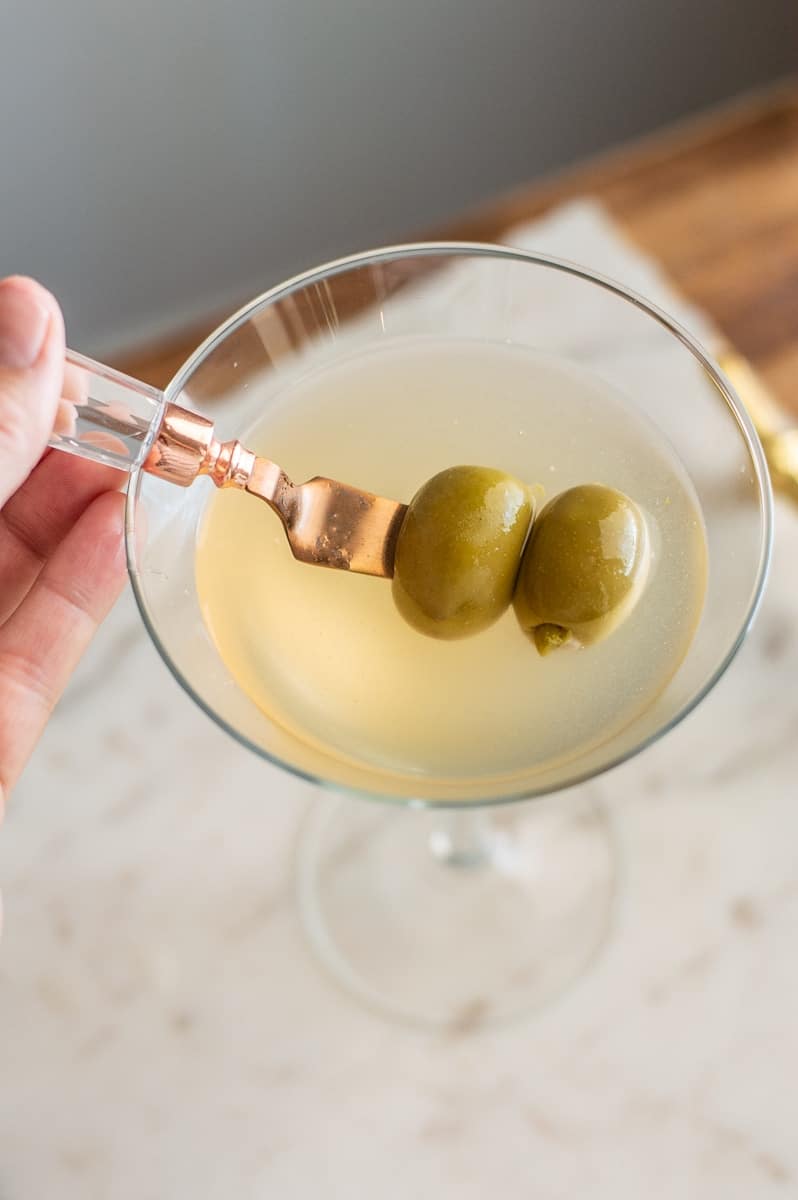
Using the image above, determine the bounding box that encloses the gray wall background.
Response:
[1,0,796,354]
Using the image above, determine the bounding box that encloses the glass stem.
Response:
[428,809,497,869]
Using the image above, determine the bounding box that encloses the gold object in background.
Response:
[717,348,798,506]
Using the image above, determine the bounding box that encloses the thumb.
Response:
[0,276,65,508]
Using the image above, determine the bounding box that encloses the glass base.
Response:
[296,793,617,1030]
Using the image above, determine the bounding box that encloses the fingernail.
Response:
[54,398,77,437]
[0,281,50,369]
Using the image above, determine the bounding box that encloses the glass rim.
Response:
[126,240,774,809]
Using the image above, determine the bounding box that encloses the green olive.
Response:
[513,484,649,654]
[393,466,533,640]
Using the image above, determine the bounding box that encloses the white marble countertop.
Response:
[1,207,797,1198]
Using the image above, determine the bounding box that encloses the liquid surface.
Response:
[196,338,707,783]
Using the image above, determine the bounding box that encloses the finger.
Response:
[0,489,126,805]
[0,276,65,508]
[0,450,124,624]
[53,359,89,438]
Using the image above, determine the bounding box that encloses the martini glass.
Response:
[54,244,772,1028]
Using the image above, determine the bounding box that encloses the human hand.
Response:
[0,277,127,818]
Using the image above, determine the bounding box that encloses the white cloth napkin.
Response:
[502,197,717,347]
